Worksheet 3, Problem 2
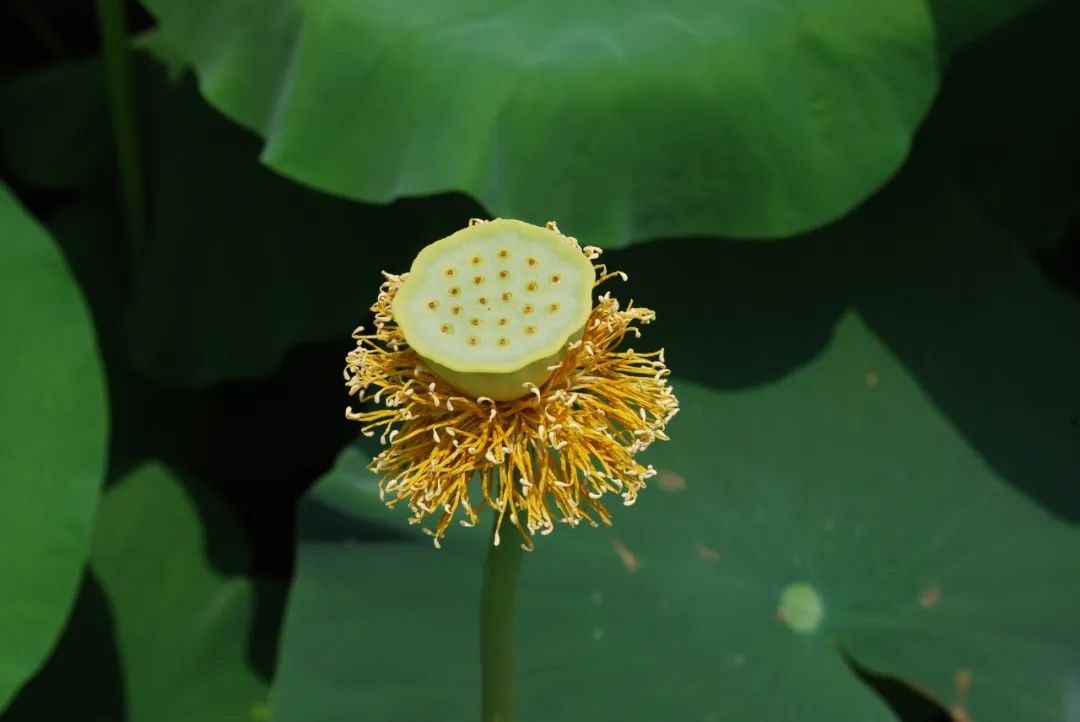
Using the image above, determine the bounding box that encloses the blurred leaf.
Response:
[0,56,107,188]
[927,0,1042,56]
[0,183,107,712]
[0,32,183,191]
[1,573,124,722]
[923,0,1080,249]
[140,0,943,246]
[130,57,479,386]
[92,462,269,722]
[269,146,1080,721]
[845,166,1080,523]
[0,49,480,386]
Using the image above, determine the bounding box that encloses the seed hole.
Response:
[525,325,537,335]
[498,270,510,280]
[427,300,439,310]
[527,257,537,267]
[523,304,534,315]
[498,337,509,346]
[477,297,488,305]
[467,336,479,346]
[449,286,460,296]
[526,281,538,292]
[501,292,513,302]
[444,268,456,278]
[548,303,560,314]
[440,324,453,335]
[550,274,562,284]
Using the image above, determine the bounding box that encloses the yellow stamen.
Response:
[344,224,679,548]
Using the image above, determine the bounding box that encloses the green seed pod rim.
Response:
[392,218,595,377]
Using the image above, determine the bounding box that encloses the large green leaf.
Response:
[0,183,108,712]
[273,311,1079,722]
[140,0,942,246]
[91,462,270,722]
[7,0,1067,390]
[269,147,1080,720]
[607,157,1080,521]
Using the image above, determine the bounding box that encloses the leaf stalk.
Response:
[96,0,145,262]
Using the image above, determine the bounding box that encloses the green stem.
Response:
[95,0,145,262]
[480,519,526,722]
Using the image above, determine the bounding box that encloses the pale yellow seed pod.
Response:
[392,219,594,400]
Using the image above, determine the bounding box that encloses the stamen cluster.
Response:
[344,244,678,548]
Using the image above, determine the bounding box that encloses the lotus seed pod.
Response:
[392,219,595,401]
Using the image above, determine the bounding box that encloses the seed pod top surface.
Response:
[392,219,595,398]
